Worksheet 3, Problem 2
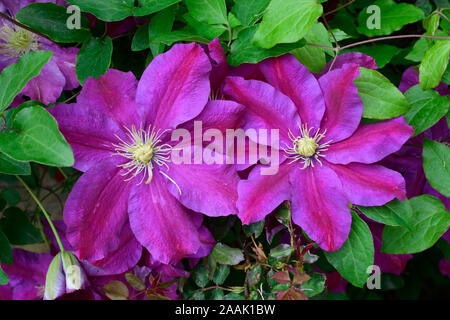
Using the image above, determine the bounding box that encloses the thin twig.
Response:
[324,0,355,17]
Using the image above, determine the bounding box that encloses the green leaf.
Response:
[356,0,424,36]
[76,37,113,85]
[0,153,31,175]
[291,22,333,73]
[150,30,209,46]
[253,0,323,49]
[0,266,8,285]
[345,45,401,69]
[231,0,270,26]
[16,3,91,43]
[133,0,180,16]
[243,219,265,238]
[102,280,129,300]
[210,288,225,300]
[212,264,230,285]
[0,207,42,245]
[382,195,450,254]
[149,6,177,57]
[423,12,440,36]
[1,188,20,206]
[269,244,295,259]
[355,68,410,119]
[404,85,449,136]
[131,24,150,52]
[324,212,374,288]
[405,38,430,62]
[228,26,305,66]
[185,0,228,25]
[67,0,134,21]
[192,263,210,288]
[0,106,74,167]
[359,199,413,230]
[0,51,52,112]
[419,40,450,90]
[184,13,227,40]
[0,230,12,265]
[212,243,244,266]
[423,139,450,197]
[301,272,326,298]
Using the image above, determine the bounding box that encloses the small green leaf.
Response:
[231,0,270,26]
[67,0,134,22]
[301,272,326,298]
[0,153,30,175]
[324,212,374,288]
[212,264,230,285]
[150,30,209,46]
[125,273,146,291]
[149,5,177,57]
[269,244,295,259]
[0,106,74,167]
[192,263,210,288]
[404,85,449,136]
[16,3,91,43]
[212,243,244,266]
[243,219,265,238]
[419,40,450,90]
[423,139,450,197]
[0,230,12,265]
[131,24,150,52]
[359,199,413,230]
[405,38,430,62]
[185,0,228,25]
[356,0,424,37]
[76,37,113,85]
[133,0,181,16]
[0,207,42,245]
[228,26,305,66]
[1,188,20,206]
[0,266,8,285]
[102,280,129,300]
[382,195,450,254]
[184,13,227,40]
[355,68,410,119]
[0,51,52,112]
[253,0,323,49]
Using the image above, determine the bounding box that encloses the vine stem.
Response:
[324,0,355,17]
[0,12,58,45]
[16,175,65,252]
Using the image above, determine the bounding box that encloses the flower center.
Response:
[0,23,40,59]
[283,124,332,169]
[112,125,181,193]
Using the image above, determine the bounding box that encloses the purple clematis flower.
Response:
[0,0,78,105]
[223,53,414,251]
[51,43,239,266]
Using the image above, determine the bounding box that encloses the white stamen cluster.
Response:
[0,23,40,59]
[283,123,333,169]
[112,125,181,194]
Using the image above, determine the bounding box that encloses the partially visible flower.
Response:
[0,249,52,300]
[51,43,239,267]
[0,0,78,105]
[224,53,413,251]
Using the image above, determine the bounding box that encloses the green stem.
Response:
[57,167,68,180]
[16,175,65,252]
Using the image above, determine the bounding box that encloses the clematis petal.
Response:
[223,76,301,146]
[128,172,203,264]
[166,159,240,217]
[326,117,414,165]
[136,43,211,130]
[260,55,325,128]
[319,52,377,77]
[237,162,292,225]
[63,157,133,263]
[206,38,228,93]
[51,46,79,90]
[21,59,66,105]
[290,164,351,251]
[50,69,139,172]
[319,64,363,143]
[228,63,266,81]
[327,162,406,206]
